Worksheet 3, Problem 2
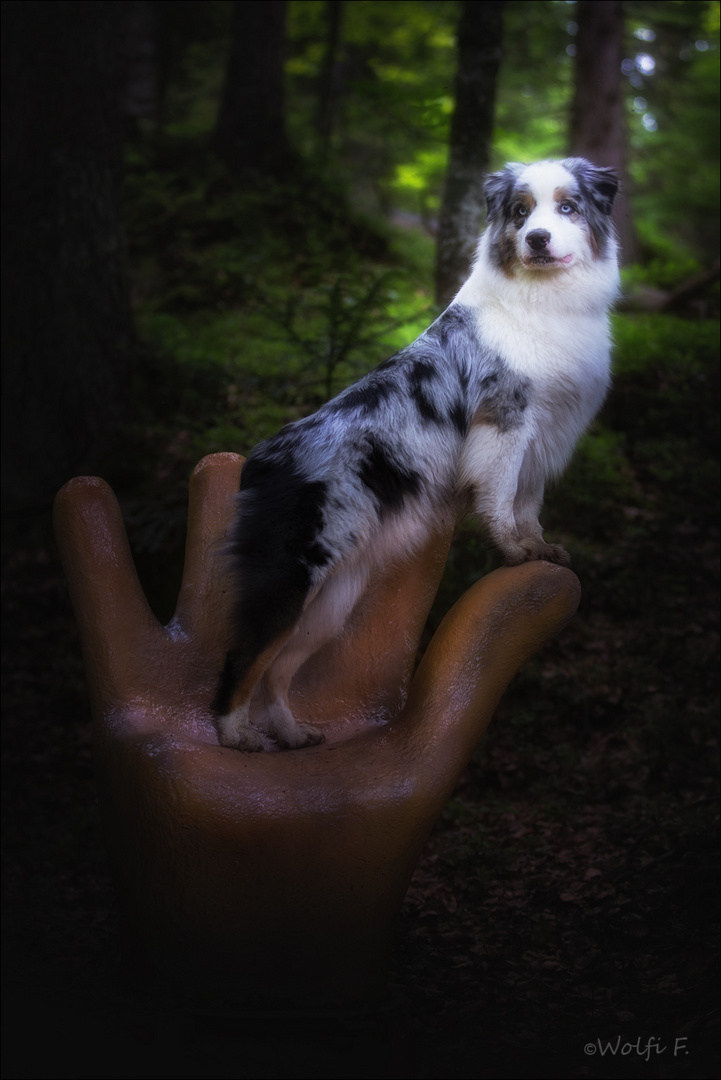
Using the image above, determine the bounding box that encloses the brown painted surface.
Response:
[54,452,580,1010]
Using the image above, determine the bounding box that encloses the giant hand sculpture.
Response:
[54,452,580,1011]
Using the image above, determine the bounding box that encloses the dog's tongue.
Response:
[560,254,574,264]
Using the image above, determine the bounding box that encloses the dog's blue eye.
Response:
[559,202,576,215]
[515,204,528,217]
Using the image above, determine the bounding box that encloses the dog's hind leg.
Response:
[253,560,371,749]
[213,632,300,751]
[253,644,325,750]
[212,566,314,751]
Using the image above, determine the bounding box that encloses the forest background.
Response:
[2,2,719,1078]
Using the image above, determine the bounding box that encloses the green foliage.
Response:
[153,1,233,139]
[248,267,434,399]
[609,315,719,454]
[493,1,575,164]
[624,1,720,261]
[286,0,459,216]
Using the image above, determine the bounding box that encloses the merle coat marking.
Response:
[213,158,620,752]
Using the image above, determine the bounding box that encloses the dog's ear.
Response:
[564,158,619,216]
[586,165,620,216]
[484,164,523,221]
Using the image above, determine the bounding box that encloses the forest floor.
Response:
[2,446,718,1079]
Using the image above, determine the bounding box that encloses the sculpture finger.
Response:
[288,525,454,731]
[171,452,243,646]
[53,476,163,715]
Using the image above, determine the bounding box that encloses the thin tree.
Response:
[122,0,160,132]
[315,0,345,161]
[213,1,291,180]
[435,1,505,308]
[569,0,636,260]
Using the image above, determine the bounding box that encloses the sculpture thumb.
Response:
[390,560,581,814]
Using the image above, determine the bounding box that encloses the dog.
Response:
[212,158,620,752]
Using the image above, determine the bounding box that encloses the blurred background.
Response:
[2,2,719,1077]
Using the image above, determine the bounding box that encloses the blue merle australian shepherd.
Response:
[213,158,620,752]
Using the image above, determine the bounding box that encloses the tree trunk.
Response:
[435,1,504,308]
[213,0,291,181]
[1,1,132,509]
[569,0,637,261]
[122,0,160,131]
[315,0,345,160]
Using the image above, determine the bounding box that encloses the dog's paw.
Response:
[275,721,325,751]
[216,710,266,752]
[533,541,572,567]
[298,722,325,748]
[254,705,325,751]
[505,538,572,567]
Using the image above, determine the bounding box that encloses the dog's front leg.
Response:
[214,631,301,751]
[513,454,571,567]
[461,426,570,566]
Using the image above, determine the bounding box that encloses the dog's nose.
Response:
[526,229,551,252]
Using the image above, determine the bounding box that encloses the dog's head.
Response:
[483,159,619,274]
